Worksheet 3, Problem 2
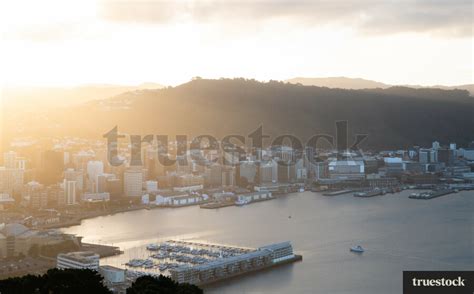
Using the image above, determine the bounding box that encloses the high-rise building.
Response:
[64,180,77,205]
[87,161,104,193]
[22,181,47,209]
[419,149,431,164]
[64,168,84,191]
[0,167,24,195]
[124,168,143,197]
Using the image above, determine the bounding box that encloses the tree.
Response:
[0,268,111,294]
[126,275,202,294]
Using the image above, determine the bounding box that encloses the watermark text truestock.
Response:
[103,121,368,167]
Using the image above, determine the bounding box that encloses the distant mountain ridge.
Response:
[286,77,389,90]
[3,82,165,111]
[286,77,474,95]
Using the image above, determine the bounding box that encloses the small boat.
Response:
[350,245,364,253]
[146,244,160,251]
[235,199,250,206]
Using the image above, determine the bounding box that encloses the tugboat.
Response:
[350,245,365,253]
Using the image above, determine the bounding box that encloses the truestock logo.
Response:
[103,121,368,167]
[403,271,474,294]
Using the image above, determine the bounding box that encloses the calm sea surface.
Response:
[63,190,473,294]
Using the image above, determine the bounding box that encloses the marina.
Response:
[121,240,301,285]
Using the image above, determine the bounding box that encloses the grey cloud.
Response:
[99,0,473,37]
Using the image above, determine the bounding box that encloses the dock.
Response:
[168,241,301,286]
[322,189,353,196]
[409,189,455,200]
[353,190,384,197]
[200,201,235,209]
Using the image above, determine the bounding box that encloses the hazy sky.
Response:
[0,0,472,87]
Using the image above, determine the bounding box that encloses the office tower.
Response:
[106,178,122,200]
[418,149,430,164]
[64,168,84,191]
[432,141,440,150]
[124,168,143,197]
[22,181,47,209]
[64,180,77,205]
[0,167,24,195]
[87,161,104,192]
[430,149,438,163]
[449,143,457,150]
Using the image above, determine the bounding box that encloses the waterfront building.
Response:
[0,223,80,259]
[57,251,100,270]
[154,191,206,206]
[236,191,272,203]
[82,192,110,202]
[124,168,143,197]
[328,160,365,180]
[100,265,125,283]
[384,157,404,176]
[146,180,158,192]
[170,241,296,285]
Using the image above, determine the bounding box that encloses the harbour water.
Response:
[62,191,473,293]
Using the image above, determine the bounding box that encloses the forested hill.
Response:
[9,78,474,150]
